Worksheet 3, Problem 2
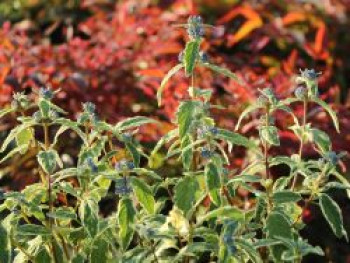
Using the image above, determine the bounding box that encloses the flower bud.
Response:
[294,86,307,99]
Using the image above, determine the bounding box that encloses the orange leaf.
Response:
[282,12,306,26]
[0,66,10,86]
[137,69,164,78]
[218,6,263,46]
[314,22,326,54]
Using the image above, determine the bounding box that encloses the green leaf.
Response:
[176,100,200,138]
[37,150,57,174]
[1,122,34,152]
[310,128,331,153]
[0,144,28,164]
[0,108,14,119]
[79,198,99,238]
[319,193,347,239]
[184,40,200,76]
[272,191,301,204]
[222,221,237,256]
[174,175,199,216]
[205,162,221,206]
[157,64,184,106]
[125,141,141,167]
[46,207,77,221]
[16,224,51,236]
[0,225,11,263]
[228,174,261,184]
[235,239,263,263]
[180,135,193,171]
[117,197,136,250]
[55,118,87,145]
[115,116,157,131]
[130,177,155,214]
[235,104,261,130]
[39,99,50,118]
[216,128,255,148]
[90,238,108,263]
[34,247,51,263]
[266,211,292,261]
[312,97,340,133]
[198,206,245,224]
[202,63,239,81]
[259,126,280,146]
[15,127,33,147]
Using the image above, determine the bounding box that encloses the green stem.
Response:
[291,98,308,190]
[264,110,270,180]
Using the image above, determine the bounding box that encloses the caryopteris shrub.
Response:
[0,16,349,263]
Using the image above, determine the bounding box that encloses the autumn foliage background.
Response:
[1,0,350,261]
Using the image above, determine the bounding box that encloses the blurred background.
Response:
[0,0,350,262]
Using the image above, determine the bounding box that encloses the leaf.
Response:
[90,238,108,263]
[37,150,57,174]
[0,108,14,119]
[115,116,157,131]
[180,135,193,171]
[202,63,239,81]
[184,39,200,76]
[312,97,340,133]
[0,144,28,164]
[272,191,301,204]
[216,128,255,148]
[15,127,33,151]
[235,104,261,130]
[117,197,136,250]
[39,99,50,118]
[55,118,87,145]
[16,224,51,236]
[266,211,292,261]
[46,207,77,221]
[125,141,141,167]
[0,225,11,263]
[157,64,184,106]
[218,6,263,46]
[130,177,155,214]
[1,122,34,152]
[319,193,347,239]
[205,162,221,205]
[228,174,261,184]
[259,126,280,146]
[235,239,263,263]
[176,100,200,138]
[79,198,99,238]
[174,176,199,216]
[222,221,237,256]
[310,128,331,153]
[198,206,245,223]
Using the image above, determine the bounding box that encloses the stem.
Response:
[151,242,160,263]
[291,99,308,190]
[263,111,270,180]
[42,122,59,263]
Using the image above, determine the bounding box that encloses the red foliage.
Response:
[0,0,350,158]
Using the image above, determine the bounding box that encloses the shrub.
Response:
[0,15,349,263]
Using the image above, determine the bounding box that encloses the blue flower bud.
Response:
[82,102,96,114]
[209,127,218,135]
[201,148,212,158]
[294,86,307,99]
[86,157,98,173]
[300,68,321,80]
[199,51,209,63]
[39,88,54,100]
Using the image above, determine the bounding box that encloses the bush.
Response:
[0,16,349,262]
